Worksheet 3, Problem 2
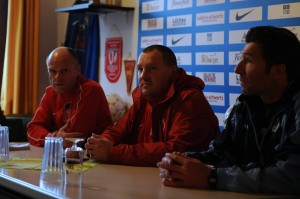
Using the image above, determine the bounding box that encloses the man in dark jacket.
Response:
[85,45,220,166]
[157,26,300,195]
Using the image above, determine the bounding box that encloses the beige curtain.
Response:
[1,0,40,115]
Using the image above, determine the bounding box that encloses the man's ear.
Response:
[76,64,81,73]
[271,64,286,78]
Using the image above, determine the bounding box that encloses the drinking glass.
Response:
[64,138,84,173]
[40,137,65,184]
[0,126,9,161]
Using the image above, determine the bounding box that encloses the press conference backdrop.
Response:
[137,0,300,129]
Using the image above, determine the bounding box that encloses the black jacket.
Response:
[186,78,300,195]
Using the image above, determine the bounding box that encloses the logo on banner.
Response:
[141,17,164,31]
[105,37,123,83]
[172,36,185,45]
[283,4,290,15]
[196,31,224,45]
[167,15,192,28]
[196,72,224,85]
[204,92,225,106]
[142,1,164,13]
[141,35,163,48]
[268,2,300,19]
[229,72,241,86]
[168,0,192,10]
[230,7,262,23]
[167,34,192,47]
[235,10,254,21]
[196,11,225,26]
[196,52,224,65]
[197,0,225,6]
[229,30,247,44]
[229,51,242,65]
[175,53,192,65]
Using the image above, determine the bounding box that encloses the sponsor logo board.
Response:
[229,72,240,86]
[196,72,224,86]
[196,31,224,45]
[167,0,192,10]
[197,0,225,6]
[268,3,300,19]
[229,7,262,23]
[196,52,224,65]
[140,36,163,48]
[167,14,192,28]
[228,51,242,66]
[204,92,225,106]
[175,53,192,65]
[229,30,247,44]
[142,1,164,13]
[167,33,192,47]
[196,11,225,26]
[141,17,164,31]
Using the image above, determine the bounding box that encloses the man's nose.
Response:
[234,60,243,74]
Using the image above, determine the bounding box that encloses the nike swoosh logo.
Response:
[235,10,254,21]
[172,36,185,45]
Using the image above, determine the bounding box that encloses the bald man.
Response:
[27,47,112,147]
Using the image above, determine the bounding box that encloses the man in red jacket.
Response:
[85,45,220,166]
[27,47,113,147]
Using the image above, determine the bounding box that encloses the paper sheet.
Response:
[0,157,99,173]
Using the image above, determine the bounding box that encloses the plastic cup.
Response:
[40,137,65,184]
[0,126,9,161]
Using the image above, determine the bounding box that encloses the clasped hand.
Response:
[157,152,212,189]
[84,133,112,162]
[56,121,84,148]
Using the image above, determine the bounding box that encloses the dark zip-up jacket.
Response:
[186,78,300,195]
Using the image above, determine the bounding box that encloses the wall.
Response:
[137,0,300,129]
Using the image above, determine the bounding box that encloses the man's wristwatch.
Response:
[208,167,218,189]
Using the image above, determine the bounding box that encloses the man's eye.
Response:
[242,56,252,63]
[61,69,68,74]
[49,71,56,75]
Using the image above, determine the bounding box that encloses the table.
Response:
[0,145,283,199]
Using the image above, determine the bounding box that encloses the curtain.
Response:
[0,0,40,115]
[0,0,8,91]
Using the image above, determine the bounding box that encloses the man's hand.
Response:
[84,134,112,162]
[56,122,84,148]
[157,152,212,189]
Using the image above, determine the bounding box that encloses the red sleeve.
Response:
[102,91,220,167]
[27,91,55,147]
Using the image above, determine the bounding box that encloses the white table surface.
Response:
[0,144,285,199]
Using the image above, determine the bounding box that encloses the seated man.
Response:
[157,26,300,195]
[85,45,220,166]
[27,47,113,147]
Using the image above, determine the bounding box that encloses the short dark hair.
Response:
[245,26,300,81]
[142,45,177,67]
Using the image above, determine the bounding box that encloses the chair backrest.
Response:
[6,114,33,142]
